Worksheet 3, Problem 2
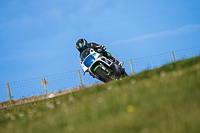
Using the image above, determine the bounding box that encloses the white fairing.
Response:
[80,49,101,73]
[81,63,88,72]
[80,49,112,73]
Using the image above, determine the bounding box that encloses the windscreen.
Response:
[80,48,91,62]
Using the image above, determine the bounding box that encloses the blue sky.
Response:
[0,0,200,84]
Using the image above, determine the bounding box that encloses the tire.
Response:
[118,67,128,78]
[122,72,129,77]
[95,67,110,83]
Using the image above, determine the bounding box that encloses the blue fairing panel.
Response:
[84,55,95,67]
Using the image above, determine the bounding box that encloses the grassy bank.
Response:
[0,56,200,133]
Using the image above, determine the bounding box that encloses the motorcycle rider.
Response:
[76,38,124,67]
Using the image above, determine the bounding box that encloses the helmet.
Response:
[76,38,88,52]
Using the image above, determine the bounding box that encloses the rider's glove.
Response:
[101,45,106,51]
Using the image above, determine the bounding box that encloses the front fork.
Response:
[99,63,111,76]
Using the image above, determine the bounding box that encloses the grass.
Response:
[0,56,200,133]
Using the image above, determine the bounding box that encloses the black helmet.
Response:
[76,38,88,52]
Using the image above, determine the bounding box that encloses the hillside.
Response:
[0,56,200,133]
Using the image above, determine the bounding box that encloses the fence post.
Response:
[172,51,176,62]
[129,59,134,75]
[6,83,12,103]
[41,77,48,96]
[78,70,83,87]
[44,84,47,96]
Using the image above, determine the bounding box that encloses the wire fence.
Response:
[0,47,200,103]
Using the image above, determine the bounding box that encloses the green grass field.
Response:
[1,56,200,133]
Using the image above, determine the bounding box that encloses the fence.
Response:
[0,47,200,103]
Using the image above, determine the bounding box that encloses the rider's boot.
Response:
[118,61,124,67]
[114,59,124,67]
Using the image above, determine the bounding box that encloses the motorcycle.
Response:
[80,48,128,83]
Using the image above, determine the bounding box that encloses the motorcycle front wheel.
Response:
[95,67,110,83]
